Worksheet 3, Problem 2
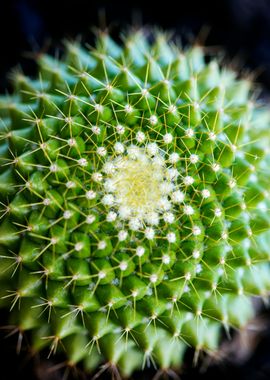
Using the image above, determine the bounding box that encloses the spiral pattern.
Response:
[0,31,270,376]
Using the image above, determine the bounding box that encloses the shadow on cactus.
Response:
[1,29,270,379]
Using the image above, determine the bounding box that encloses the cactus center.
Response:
[111,155,163,214]
[102,144,179,228]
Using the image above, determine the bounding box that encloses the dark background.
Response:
[2,0,270,92]
[1,0,270,379]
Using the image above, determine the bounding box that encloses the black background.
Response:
[1,0,270,379]
[2,0,270,92]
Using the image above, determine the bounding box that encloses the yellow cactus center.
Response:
[112,153,164,215]
[101,144,181,229]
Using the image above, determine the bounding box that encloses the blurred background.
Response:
[2,0,270,92]
[1,0,270,379]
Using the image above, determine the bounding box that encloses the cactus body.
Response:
[1,30,270,377]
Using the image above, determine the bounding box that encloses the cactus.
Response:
[1,30,270,378]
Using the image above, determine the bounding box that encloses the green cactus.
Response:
[1,30,270,378]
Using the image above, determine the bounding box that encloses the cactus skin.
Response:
[1,30,270,377]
